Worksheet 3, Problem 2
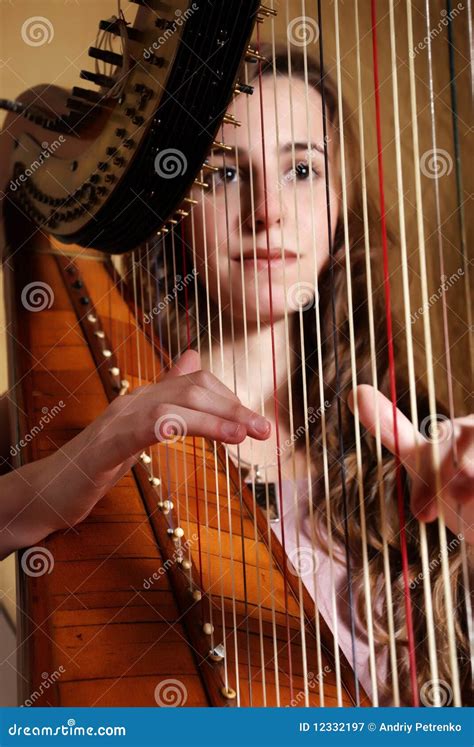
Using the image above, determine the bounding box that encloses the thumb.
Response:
[164,349,201,379]
[348,384,421,460]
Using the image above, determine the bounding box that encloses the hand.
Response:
[348,385,474,543]
[0,350,271,555]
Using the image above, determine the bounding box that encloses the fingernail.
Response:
[251,416,271,434]
[222,422,242,439]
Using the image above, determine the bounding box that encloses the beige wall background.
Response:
[0,0,472,616]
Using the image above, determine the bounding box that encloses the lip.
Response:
[234,249,299,262]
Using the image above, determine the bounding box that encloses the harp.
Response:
[0,0,472,709]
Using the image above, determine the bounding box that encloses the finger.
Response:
[164,349,201,378]
[152,404,270,444]
[143,382,271,438]
[348,384,422,460]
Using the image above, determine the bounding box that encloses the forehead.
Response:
[231,74,327,150]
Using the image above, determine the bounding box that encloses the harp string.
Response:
[256,21,296,702]
[290,0,328,707]
[370,0,419,706]
[332,0,380,706]
[242,61,283,706]
[445,0,474,682]
[219,124,255,706]
[316,0,360,705]
[353,0,401,706]
[194,172,232,695]
[207,148,243,707]
[225,93,275,704]
[422,0,464,704]
[387,0,443,706]
[282,1,312,708]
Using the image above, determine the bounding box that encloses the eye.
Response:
[213,166,239,186]
[294,161,319,180]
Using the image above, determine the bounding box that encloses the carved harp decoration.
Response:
[1,0,472,710]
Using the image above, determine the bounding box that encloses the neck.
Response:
[201,313,294,419]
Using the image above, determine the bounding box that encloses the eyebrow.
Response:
[212,142,327,160]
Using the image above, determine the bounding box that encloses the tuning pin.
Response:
[175,209,189,218]
[193,179,209,189]
[80,70,116,88]
[234,82,254,96]
[98,19,142,42]
[223,114,241,127]
[118,379,130,396]
[258,3,278,16]
[212,140,233,153]
[183,196,198,205]
[72,87,106,104]
[245,47,268,63]
[88,46,123,67]
[202,163,219,173]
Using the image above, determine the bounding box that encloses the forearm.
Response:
[0,429,111,560]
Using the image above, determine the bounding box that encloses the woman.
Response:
[1,46,472,705]
[150,45,473,703]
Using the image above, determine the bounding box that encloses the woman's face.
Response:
[190,74,340,324]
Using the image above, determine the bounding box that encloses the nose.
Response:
[244,170,282,234]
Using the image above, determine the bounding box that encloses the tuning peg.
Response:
[223,114,241,127]
[88,46,123,67]
[98,19,142,42]
[234,82,254,96]
[80,70,116,88]
[245,47,268,63]
[258,4,278,16]
[212,140,233,153]
[72,86,107,104]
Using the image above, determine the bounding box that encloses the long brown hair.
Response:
[147,45,471,704]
